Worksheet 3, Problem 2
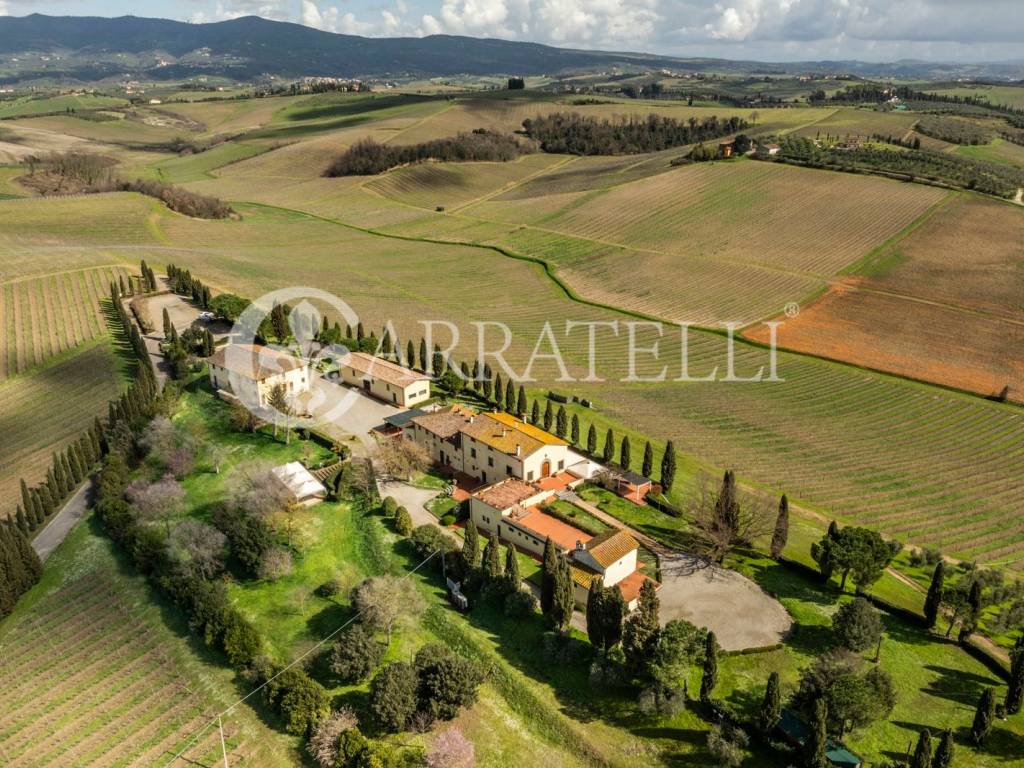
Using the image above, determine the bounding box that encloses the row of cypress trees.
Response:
[166,263,212,308]
[0,523,41,619]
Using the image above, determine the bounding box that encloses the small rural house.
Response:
[613,469,653,504]
[757,142,781,156]
[271,462,327,506]
[209,344,310,407]
[406,409,570,485]
[468,478,655,609]
[337,351,431,407]
[718,139,735,157]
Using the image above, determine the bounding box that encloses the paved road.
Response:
[32,478,95,561]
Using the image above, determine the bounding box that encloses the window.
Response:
[487,457,494,467]
[506,466,512,476]
[470,447,477,459]
[558,460,564,470]
[527,471,534,481]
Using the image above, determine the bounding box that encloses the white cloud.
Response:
[288,0,1024,60]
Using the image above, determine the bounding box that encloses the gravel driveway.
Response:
[658,553,792,651]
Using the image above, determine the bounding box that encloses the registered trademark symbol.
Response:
[784,302,800,318]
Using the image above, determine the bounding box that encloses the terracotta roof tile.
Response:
[473,478,541,510]
[339,351,430,388]
[410,405,475,439]
[209,344,307,381]
[584,529,639,568]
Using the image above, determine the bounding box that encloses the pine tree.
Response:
[494,373,504,409]
[543,400,553,432]
[503,544,520,591]
[971,687,996,746]
[661,440,676,491]
[924,561,945,630]
[1007,637,1024,714]
[586,578,604,648]
[910,729,932,768]
[641,441,653,478]
[587,424,597,455]
[933,729,954,768]
[461,519,480,574]
[517,386,527,417]
[555,406,567,439]
[570,414,580,445]
[551,558,575,631]
[760,671,782,734]
[805,698,828,768]
[541,538,558,615]
[620,436,631,470]
[482,533,501,582]
[602,429,615,464]
[770,494,789,559]
[700,631,718,704]
[530,400,540,425]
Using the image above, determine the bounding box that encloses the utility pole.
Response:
[218,716,229,768]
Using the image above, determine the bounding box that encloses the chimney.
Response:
[501,427,508,438]
[515,444,521,457]
[469,415,474,424]
[575,540,584,550]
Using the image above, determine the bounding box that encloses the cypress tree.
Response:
[460,360,470,383]
[805,698,828,768]
[381,328,392,355]
[971,687,996,746]
[530,400,539,425]
[505,380,515,414]
[641,441,653,478]
[61,451,76,492]
[356,322,365,341]
[700,631,718,704]
[960,580,983,643]
[461,520,480,574]
[924,561,945,630]
[555,406,567,439]
[620,436,631,470]
[770,494,789,559]
[661,440,676,491]
[79,435,95,468]
[20,479,32,518]
[418,338,428,372]
[551,558,575,632]
[503,544,520,591]
[203,329,215,357]
[760,671,782,734]
[15,506,28,534]
[543,400,553,432]
[494,373,504,409]
[586,578,604,648]
[601,586,625,655]
[482,533,501,582]
[481,364,493,400]
[162,307,172,340]
[602,429,615,464]
[541,537,558,615]
[53,456,69,499]
[11,526,41,583]
[69,444,85,483]
[407,340,416,372]
[910,729,932,768]
[517,386,527,417]
[1008,641,1024,715]
[933,729,954,768]
[570,414,580,445]
[46,467,61,506]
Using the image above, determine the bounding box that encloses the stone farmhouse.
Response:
[405,408,570,485]
[208,343,311,407]
[468,477,653,609]
[336,351,431,408]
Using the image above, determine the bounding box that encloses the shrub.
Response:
[395,506,413,536]
[832,597,883,652]
[382,496,398,517]
[504,589,538,619]
[258,547,293,580]
[440,513,457,527]
[316,578,343,598]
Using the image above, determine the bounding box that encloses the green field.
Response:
[0,512,298,767]
[0,93,129,119]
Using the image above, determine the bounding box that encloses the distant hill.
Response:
[0,14,1021,83]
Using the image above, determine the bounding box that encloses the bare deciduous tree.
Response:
[427,727,476,768]
[227,461,292,519]
[258,547,293,580]
[350,575,424,642]
[307,707,358,768]
[168,520,227,580]
[374,438,430,482]
[688,472,773,563]
[126,475,185,535]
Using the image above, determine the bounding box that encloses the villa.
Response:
[468,477,656,609]
[208,343,311,407]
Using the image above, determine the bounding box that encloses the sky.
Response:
[2,0,1022,62]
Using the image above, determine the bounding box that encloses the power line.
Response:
[163,548,438,767]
